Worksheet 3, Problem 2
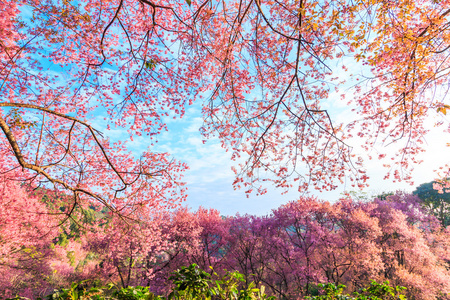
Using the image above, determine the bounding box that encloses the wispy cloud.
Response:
[88,87,449,216]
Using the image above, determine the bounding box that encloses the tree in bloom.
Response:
[43,234,106,291]
[84,207,170,288]
[185,208,230,274]
[376,192,440,229]
[260,198,384,297]
[0,0,190,217]
[202,195,450,299]
[369,193,450,300]
[0,0,448,207]
[150,207,204,294]
[0,175,59,298]
[224,215,275,292]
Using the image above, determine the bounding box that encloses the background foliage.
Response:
[1,179,449,299]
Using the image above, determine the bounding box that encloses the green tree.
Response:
[413,181,450,227]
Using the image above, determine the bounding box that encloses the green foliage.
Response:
[352,281,406,300]
[113,286,162,300]
[20,268,406,300]
[38,265,275,300]
[168,264,275,300]
[375,192,395,201]
[40,280,105,300]
[414,181,450,203]
[413,180,450,226]
[144,59,157,70]
[306,281,406,300]
[57,232,70,247]
[168,264,214,300]
[29,282,162,300]
[38,282,162,300]
[67,250,76,266]
[5,108,37,130]
[305,283,352,300]
[211,269,275,300]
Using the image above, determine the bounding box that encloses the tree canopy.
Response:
[2,188,449,299]
[1,0,449,211]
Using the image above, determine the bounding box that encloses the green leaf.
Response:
[437,107,447,115]
[144,59,158,70]
[437,104,450,115]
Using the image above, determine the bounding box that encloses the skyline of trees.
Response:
[1,178,449,299]
[1,0,450,298]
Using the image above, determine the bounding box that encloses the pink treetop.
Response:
[0,176,58,258]
[370,196,450,299]
[268,197,384,296]
[374,192,440,229]
[85,206,170,288]
[0,175,59,298]
[189,207,230,272]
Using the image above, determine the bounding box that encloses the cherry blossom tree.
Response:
[83,207,172,288]
[370,195,450,300]
[1,0,449,207]
[224,215,273,290]
[258,198,384,297]
[0,175,59,298]
[142,207,203,294]
[218,196,450,299]
[1,0,191,217]
[47,236,101,288]
[186,208,230,273]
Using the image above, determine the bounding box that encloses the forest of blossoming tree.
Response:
[1,188,450,299]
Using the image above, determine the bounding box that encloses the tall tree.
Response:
[86,209,169,288]
[0,175,59,298]
[1,0,449,207]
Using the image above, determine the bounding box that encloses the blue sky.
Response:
[75,53,450,216]
[100,97,449,216]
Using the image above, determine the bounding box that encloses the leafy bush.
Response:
[8,266,406,300]
[38,280,105,300]
[114,286,163,300]
[168,264,275,300]
[168,264,213,300]
[306,281,406,300]
[30,282,162,300]
[353,281,406,300]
